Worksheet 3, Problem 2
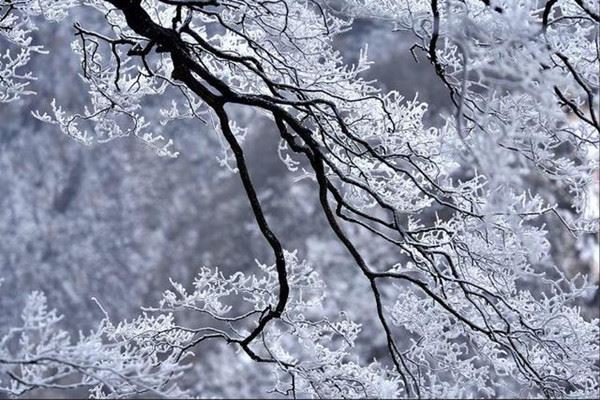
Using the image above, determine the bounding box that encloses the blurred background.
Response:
[0,12,597,398]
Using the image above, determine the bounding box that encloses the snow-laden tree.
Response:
[1,0,598,398]
[0,283,188,397]
[340,0,600,285]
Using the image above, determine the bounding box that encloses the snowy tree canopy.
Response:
[0,0,598,398]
